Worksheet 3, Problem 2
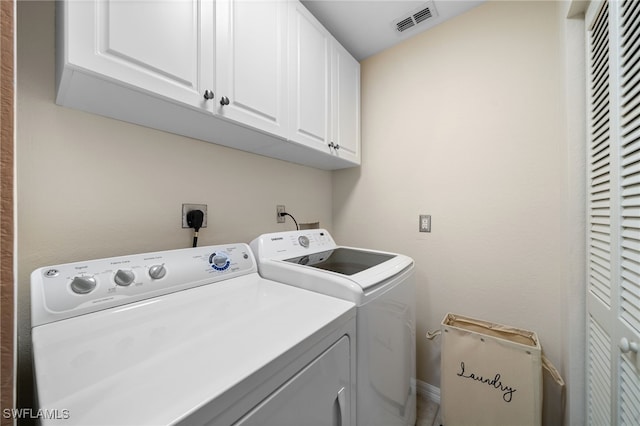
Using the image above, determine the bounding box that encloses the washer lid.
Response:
[284,247,396,275]
[250,229,414,298]
[31,274,355,425]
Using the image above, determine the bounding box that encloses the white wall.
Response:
[332,1,575,422]
[16,0,333,409]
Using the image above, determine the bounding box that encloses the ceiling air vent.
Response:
[413,7,433,24]
[392,1,439,35]
[396,17,415,33]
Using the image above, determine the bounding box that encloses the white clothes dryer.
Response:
[31,243,356,425]
[250,230,416,426]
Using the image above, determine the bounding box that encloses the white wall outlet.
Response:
[276,205,286,223]
[182,204,208,228]
[419,214,431,232]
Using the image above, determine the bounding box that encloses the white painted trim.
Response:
[416,379,440,405]
[563,7,587,426]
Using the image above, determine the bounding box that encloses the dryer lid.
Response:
[31,275,355,425]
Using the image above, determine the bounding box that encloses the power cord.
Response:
[186,210,204,247]
[279,211,299,230]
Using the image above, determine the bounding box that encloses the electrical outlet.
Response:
[182,204,208,228]
[419,214,431,233]
[276,205,286,223]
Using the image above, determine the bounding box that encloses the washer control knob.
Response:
[70,276,97,294]
[210,253,230,271]
[298,236,310,248]
[148,264,167,280]
[114,269,135,286]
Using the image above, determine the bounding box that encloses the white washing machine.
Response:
[250,230,416,426]
[31,243,356,425]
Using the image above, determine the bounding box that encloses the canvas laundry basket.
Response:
[430,313,564,426]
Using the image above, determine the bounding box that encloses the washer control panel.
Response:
[31,244,255,325]
[251,229,337,260]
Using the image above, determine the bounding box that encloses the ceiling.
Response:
[301,0,486,61]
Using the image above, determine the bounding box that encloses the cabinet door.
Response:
[288,0,331,151]
[60,0,214,112]
[331,42,361,164]
[235,336,351,426]
[216,0,288,137]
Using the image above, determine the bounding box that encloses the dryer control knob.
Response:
[114,269,135,286]
[70,276,97,294]
[148,264,167,280]
[211,253,230,271]
[213,254,227,267]
[298,236,309,248]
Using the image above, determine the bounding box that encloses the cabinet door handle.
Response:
[203,90,215,100]
[220,96,230,106]
[328,142,340,151]
[336,386,346,426]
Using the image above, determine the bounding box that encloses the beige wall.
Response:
[16,1,332,408]
[333,0,573,421]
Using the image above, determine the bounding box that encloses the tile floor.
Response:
[416,394,441,426]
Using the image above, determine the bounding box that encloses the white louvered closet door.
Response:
[586,1,640,425]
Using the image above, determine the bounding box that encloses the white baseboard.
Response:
[416,379,440,405]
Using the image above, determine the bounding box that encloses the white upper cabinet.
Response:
[216,0,289,138]
[288,0,331,151]
[56,0,360,169]
[288,1,360,164]
[57,0,215,112]
[331,41,361,164]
